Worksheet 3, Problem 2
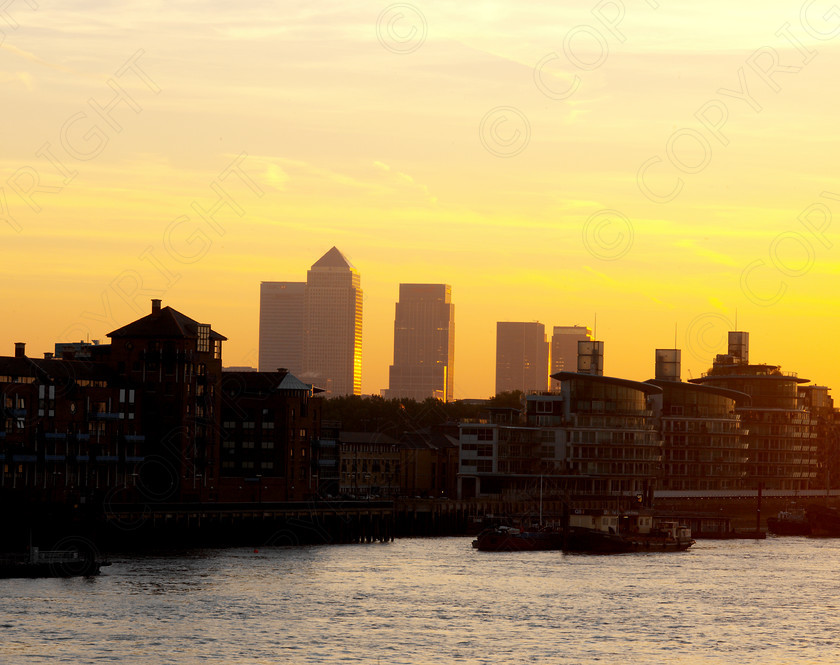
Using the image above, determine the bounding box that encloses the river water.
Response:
[2,536,839,665]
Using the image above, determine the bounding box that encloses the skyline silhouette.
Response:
[3,3,838,398]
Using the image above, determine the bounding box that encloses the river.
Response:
[2,536,839,664]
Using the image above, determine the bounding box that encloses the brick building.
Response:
[1,300,324,507]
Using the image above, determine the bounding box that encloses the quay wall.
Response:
[6,493,840,552]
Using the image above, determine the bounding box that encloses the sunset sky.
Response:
[3,1,840,398]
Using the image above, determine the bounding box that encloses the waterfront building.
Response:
[0,299,328,506]
[495,322,549,395]
[338,431,401,497]
[399,426,459,498]
[647,379,748,491]
[317,419,342,497]
[218,370,323,502]
[0,342,145,504]
[647,348,749,491]
[550,326,591,390]
[554,371,662,495]
[458,372,662,501]
[106,299,227,503]
[689,332,817,490]
[302,247,363,396]
[258,281,305,374]
[798,385,840,489]
[384,284,455,402]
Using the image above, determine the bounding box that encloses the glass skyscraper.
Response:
[385,284,454,402]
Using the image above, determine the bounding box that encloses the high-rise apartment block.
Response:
[259,247,363,396]
[495,322,549,395]
[384,284,455,402]
[550,326,591,389]
[690,331,817,490]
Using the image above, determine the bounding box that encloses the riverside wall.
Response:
[7,493,840,553]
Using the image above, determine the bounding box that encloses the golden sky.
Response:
[3,1,840,398]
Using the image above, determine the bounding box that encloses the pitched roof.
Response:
[220,370,318,395]
[311,246,355,270]
[278,372,313,392]
[399,429,458,451]
[107,306,227,341]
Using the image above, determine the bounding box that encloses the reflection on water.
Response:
[2,537,840,664]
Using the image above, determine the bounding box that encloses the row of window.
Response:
[221,461,274,470]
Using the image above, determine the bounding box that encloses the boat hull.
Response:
[472,529,563,552]
[806,505,840,537]
[563,527,694,554]
[767,517,811,536]
[0,552,108,578]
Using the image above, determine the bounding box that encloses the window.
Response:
[197,324,210,353]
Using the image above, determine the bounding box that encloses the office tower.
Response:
[550,326,591,389]
[302,247,363,396]
[385,284,455,402]
[258,282,305,374]
[495,322,549,395]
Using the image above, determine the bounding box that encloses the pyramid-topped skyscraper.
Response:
[302,247,363,396]
[259,247,363,396]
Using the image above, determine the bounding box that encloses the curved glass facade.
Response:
[692,364,816,490]
[564,376,662,494]
[654,382,747,491]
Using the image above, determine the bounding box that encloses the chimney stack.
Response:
[44,352,54,360]
[14,342,25,358]
[151,299,162,313]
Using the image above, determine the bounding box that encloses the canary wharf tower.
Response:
[302,247,363,396]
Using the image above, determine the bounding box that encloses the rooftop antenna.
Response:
[735,308,738,331]
[674,322,677,350]
[594,313,597,340]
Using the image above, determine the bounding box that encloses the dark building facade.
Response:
[218,371,323,502]
[106,299,226,503]
[1,300,325,507]
[690,333,817,490]
[459,372,662,501]
[0,342,142,505]
[648,380,748,491]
